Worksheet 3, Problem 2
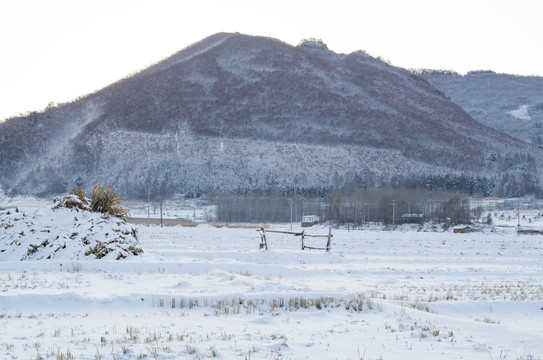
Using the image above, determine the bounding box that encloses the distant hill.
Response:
[418,70,543,145]
[0,33,541,199]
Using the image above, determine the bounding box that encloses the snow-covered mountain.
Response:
[0,33,540,198]
[418,70,543,145]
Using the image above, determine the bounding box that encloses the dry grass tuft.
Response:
[54,185,129,221]
[72,187,88,204]
[84,241,142,260]
[90,183,130,220]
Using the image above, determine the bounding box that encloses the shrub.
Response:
[485,213,492,225]
[90,183,130,220]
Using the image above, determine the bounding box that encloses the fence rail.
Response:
[257,227,333,252]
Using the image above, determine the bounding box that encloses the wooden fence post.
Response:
[301,229,305,250]
[325,227,332,252]
[258,227,268,250]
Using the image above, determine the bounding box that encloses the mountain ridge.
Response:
[417,69,543,145]
[0,33,540,198]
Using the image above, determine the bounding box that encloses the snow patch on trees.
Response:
[508,104,531,120]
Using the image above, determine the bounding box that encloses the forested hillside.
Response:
[0,33,540,199]
[418,70,543,145]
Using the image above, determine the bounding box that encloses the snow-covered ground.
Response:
[1,214,543,359]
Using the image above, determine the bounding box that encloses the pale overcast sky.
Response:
[1,0,542,120]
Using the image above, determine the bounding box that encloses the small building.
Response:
[301,215,320,227]
[400,213,425,224]
[453,225,472,233]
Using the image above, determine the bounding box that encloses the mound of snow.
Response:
[0,197,142,261]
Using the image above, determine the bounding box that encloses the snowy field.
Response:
[1,216,543,360]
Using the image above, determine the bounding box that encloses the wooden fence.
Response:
[257,227,333,252]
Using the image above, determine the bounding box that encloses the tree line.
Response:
[216,188,483,226]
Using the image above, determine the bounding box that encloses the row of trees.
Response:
[216,192,322,223]
[216,188,482,225]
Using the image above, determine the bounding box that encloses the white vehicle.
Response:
[301,215,320,227]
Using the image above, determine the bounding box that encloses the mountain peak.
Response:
[297,38,328,50]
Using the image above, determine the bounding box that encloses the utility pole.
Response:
[517,201,520,230]
[392,199,396,231]
[160,201,163,228]
[290,198,293,230]
[147,191,151,227]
